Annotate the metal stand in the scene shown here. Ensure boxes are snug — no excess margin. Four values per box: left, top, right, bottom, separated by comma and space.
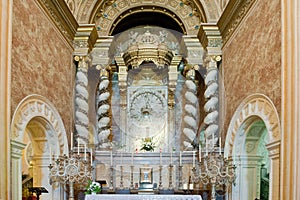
178, 165, 183, 190
119, 166, 124, 189
159, 165, 163, 189
168, 164, 173, 189
109, 165, 114, 190
130, 165, 134, 189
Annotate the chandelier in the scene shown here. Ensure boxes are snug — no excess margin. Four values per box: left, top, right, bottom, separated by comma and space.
48, 143, 93, 200
192, 140, 236, 200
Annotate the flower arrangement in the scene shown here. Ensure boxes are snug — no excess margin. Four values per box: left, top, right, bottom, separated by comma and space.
85, 180, 101, 194
140, 137, 155, 152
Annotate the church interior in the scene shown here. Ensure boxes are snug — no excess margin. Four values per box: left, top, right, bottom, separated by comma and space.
1, 0, 300, 199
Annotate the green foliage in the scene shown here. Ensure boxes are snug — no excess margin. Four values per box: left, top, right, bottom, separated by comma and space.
140, 137, 155, 152
85, 180, 101, 194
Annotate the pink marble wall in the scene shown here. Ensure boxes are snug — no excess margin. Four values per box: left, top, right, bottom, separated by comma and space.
11, 0, 74, 133
222, 0, 281, 129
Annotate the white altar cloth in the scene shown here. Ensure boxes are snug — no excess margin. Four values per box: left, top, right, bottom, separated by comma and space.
85, 194, 202, 200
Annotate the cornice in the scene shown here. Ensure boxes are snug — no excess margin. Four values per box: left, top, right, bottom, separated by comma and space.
198, 23, 222, 55
36, 0, 78, 46
217, 0, 256, 46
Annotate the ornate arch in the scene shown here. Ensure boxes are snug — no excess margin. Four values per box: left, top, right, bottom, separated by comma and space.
225, 93, 281, 157
225, 93, 281, 200
11, 94, 68, 154
90, 0, 206, 35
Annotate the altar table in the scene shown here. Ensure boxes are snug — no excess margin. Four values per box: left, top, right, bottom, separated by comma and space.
85, 194, 202, 200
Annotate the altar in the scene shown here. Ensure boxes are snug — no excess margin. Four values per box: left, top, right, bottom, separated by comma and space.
85, 194, 202, 200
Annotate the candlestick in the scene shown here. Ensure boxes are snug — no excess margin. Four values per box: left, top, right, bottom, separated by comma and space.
193, 151, 195, 168
179, 151, 182, 166
219, 137, 222, 155
70, 132, 73, 151
110, 151, 113, 166
84, 144, 86, 160
90, 149, 93, 166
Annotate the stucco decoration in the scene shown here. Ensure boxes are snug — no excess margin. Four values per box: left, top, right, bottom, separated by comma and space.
225, 93, 281, 158
64, 0, 226, 25
92, 0, 204, 35
11, 94, 68, 155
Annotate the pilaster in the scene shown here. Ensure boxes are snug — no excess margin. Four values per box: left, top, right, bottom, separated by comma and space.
266, 140, 280, 200
11, 140, 26, 200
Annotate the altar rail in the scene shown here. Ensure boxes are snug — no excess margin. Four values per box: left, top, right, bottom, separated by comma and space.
85, 194, 202, 200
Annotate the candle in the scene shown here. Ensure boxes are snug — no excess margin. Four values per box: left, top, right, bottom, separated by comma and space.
170, 149, 173, 164
121, 151, 123, 165
179, 151, 182, 166
192, 151, 195, 168
160, 151, 162, 165
78, 140, 80, 155
49, 147, 52, 163
90, 149, 93, 166
110, 151, 113, 166
70, 132, 73, 151
219, 137, 222, 155
199, 144, 201, 162
131, 152, 134, 165
84, 144, 86, 160
206, 139, 208, 156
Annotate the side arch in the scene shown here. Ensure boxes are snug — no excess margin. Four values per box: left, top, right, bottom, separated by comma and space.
225, 93, 281, 200
11, 94, 68, 154
10, 94, 68, 199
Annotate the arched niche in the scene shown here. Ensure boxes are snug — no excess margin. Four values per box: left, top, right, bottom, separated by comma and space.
225, 93, 281, 200
10, 94, 68, 199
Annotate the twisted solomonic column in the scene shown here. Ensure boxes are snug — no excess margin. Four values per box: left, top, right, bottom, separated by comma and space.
96, 65, 111, 149
74, 55, 91, 144
203, 55, 220, 149
182, 64, 200, 149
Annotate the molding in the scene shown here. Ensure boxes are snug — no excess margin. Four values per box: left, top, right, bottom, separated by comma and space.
10, 140, 26, 159
73, 24, 98, 55
90, 0, 205, 35
225, 93, 281, 157
10, 94, 68, 154
35, 0, 78, 46
217, 0, 257, 46
198, 23, 222, 56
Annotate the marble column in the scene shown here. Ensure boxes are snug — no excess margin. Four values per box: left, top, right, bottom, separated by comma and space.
73, 25, 97, 146
199, 23, 222, 150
